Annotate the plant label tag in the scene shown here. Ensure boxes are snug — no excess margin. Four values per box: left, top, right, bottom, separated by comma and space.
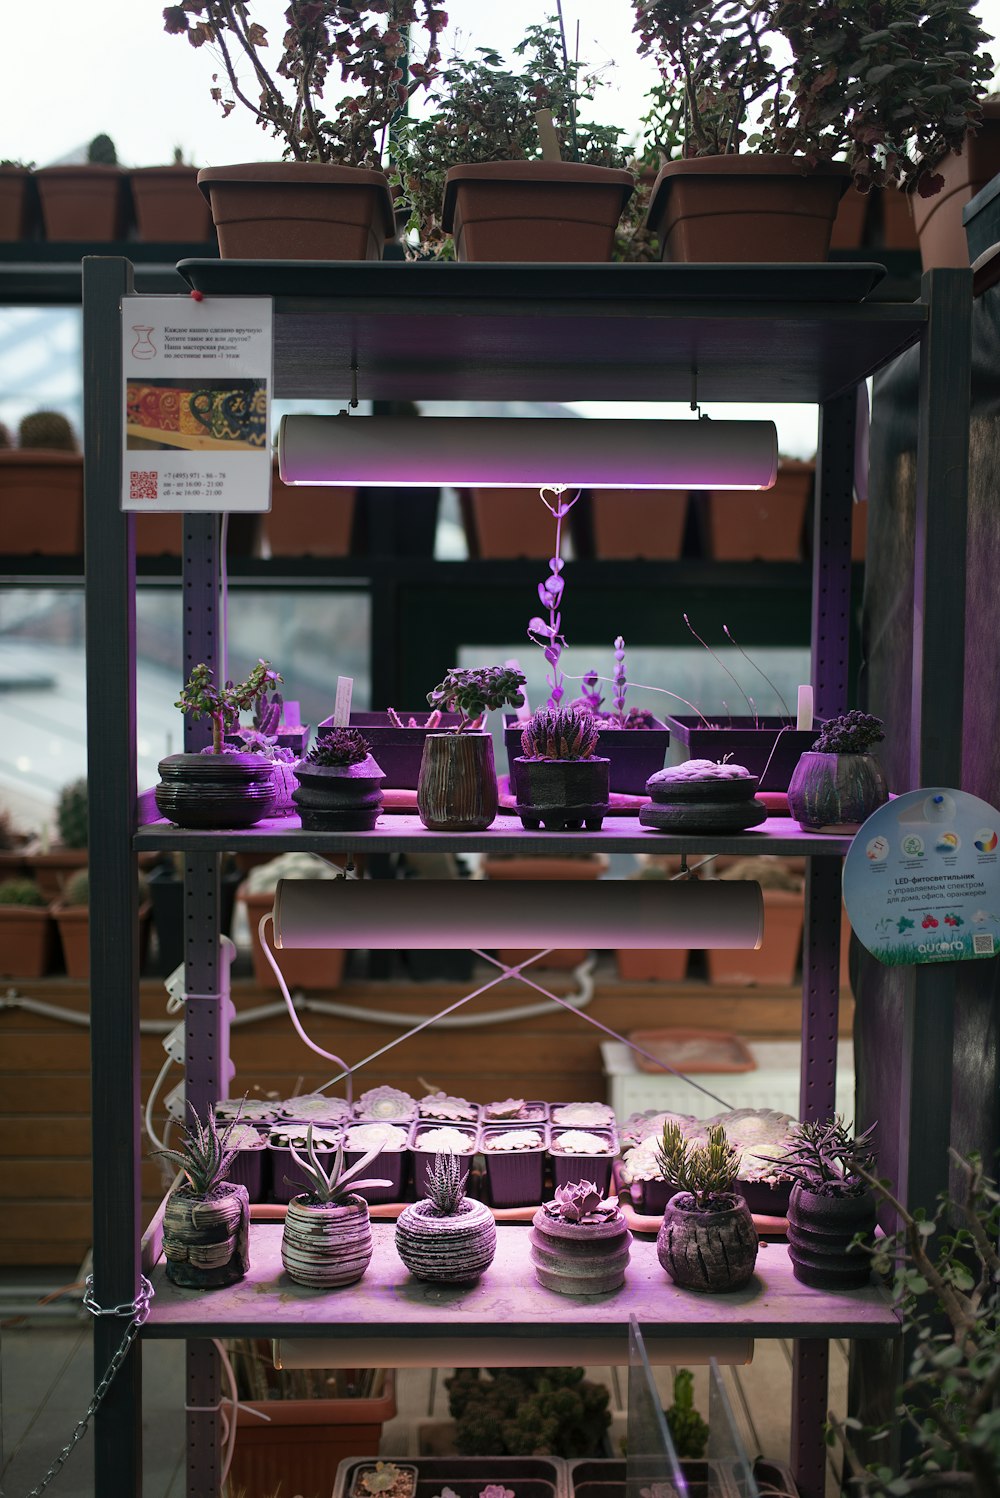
332, 677, 353, 726
120, 293, 273, 513
796, 685, 814, 731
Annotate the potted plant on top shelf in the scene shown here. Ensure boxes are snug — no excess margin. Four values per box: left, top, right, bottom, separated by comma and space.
417, 665, 526, 832
129, 145, 215, 243
35, 132, 125, 242
513, 707, 610, 831
391, 12, 634, 262
1, 410, 84, 557
633, 0, 994, 263
163, 0, 448, 260
786, 709, 889, 830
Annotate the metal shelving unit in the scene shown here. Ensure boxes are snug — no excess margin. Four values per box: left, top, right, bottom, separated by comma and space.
81, 255, 971, 1498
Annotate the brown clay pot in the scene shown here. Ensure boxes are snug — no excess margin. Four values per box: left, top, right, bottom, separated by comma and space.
417, 733, 498, 832
238, 884, 346, 993
443, 161, 634, 262
0, 905, 56, 979
461, 487, 563, 558
700, 459, 813, 561
911, 104, 1000, 269
589, 488, 688, 560
877, 185, 920, 250
615, 947, 688, 982
706, 887, 803, 987
485, 852, 607, 967
656, 1191, 758, 1292
53, 901, 152, 981
197, 162, 395, 260
35, 165, 125, 241
829, 185, 870, 249
647, 156, 849, 263
130, 165, 215, 242
0, 452, 84, 554
0, 166, 32, 241
267, 462, 355, 556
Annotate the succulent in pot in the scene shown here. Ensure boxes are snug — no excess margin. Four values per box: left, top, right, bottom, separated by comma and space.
355, 1085, 417, 1122
280, 1125, 393, 1289
292, 727, 385, 832
0, 877, 54, 981
779, 1116, 878, 1290
655, 1121, 758, 1293
786, 711, 889, 831
531, 1179, 632, 1295
396, 1152, 497, 1284
351, 1462, 419, 1498
417, 665, 526, 832
482, 1097, 547, 1124
514, 708, 610, 832
156, 1106, 250, 1289
418, 1090, 477, 1123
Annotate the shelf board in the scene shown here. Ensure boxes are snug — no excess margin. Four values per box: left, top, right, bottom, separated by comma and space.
172, 260, 925, 405
141, 1222, 898, 1355
134, 812, 854, 857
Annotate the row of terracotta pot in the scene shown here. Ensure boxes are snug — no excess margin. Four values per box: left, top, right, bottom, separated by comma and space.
0, 163, 214, 243
0, 897, 152, 981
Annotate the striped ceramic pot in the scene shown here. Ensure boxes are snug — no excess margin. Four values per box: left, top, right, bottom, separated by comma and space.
395, 1197, 497, 1284
417, 732, 498, 831
281, 1193, 374, 1288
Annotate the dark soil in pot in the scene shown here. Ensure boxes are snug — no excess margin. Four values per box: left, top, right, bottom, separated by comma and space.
154, 753, 276, 829
786, 1183, 876, 1289
514, 757, 610, 830
656, 1192, 758, 1292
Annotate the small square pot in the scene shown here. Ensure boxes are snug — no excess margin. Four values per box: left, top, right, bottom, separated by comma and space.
548, 1127, 618, 1194
480, 1126, 548, 1208
478, 1100, 549, 1126
549, 1102, 616, 1130
225, 1127, 270, 1203
342, 1122, 412, 1203
411, 1124, 479, 1199
268, 1126, 342, 1204
630, 1177, 677, 1215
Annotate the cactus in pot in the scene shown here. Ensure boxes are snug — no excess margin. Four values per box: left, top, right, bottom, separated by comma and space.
293, 727, 385, 831
515, 707, 610, 831
395, 1153, 497, 1284
281, 1125, 392, 1288
655, 1122, 758, 1293
156, 1107, 250, 1289
56, 777, 88, 849
787, 711, 889, 831
18, 410, 79, 452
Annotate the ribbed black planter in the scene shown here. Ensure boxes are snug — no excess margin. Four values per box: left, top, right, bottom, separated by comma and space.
786, 1183, 876, 1289
514, 757, 610, 831
656, 1192, 758, 1292
154, 753, 276, 829
640, 767, 767, 832
292, 754, 384, 831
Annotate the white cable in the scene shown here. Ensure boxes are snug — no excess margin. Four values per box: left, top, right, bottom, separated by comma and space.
144, 1052, 176, 1153
212, 1336, 239, 1486
258, 911, 355, 1102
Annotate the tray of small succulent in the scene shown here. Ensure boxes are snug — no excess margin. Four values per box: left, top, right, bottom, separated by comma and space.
342, 1119, 414, 1204
333, 1458, 565, 1498
418, 1090, 479, 1126
549, 1101, 616, 1131
275, 1091, 354, 1126
480, 1124, 550, 1208
479, 1097, 549, 1125
267, 1123, 342, 1204
548, 1126, 620, 1194
410, 1123, 480, 1198
354, 1084, 418, 1124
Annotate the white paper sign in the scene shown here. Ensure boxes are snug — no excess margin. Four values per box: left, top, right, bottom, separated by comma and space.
121, 294, 272, 513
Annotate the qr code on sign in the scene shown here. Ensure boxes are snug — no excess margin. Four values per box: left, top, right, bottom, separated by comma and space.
973, 933, 994, 955
129, 470, 157, 501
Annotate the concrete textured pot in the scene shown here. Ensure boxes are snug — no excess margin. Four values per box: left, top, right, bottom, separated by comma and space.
530, 1206, 632, 1295
396, 1196, 497, 1283
197, 162, 395, 260
787, 750, 889, 831
281, 1193, 375, 1288
656, 1192, 758, 1292
292, 753, 384, 831
505, 717, 669, 797
162, 1182, 250, 1289
443, 161, 634, 262
786, 1182, 876, 1289
418, 733, 497, 832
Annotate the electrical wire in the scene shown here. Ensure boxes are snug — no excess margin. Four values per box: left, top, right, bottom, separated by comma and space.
258, 911, 355, 1101
144, 1052, 175, 1154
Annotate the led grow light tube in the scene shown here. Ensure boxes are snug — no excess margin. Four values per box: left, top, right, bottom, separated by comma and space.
277, 415, 778, 490
272, 877, 763, 950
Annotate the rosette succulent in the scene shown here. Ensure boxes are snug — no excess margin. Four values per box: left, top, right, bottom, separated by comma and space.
419, 1091, 477, 1122
356, 1085, 416, 1120
306, 728, 371, 767
542, 1180, 620, 1224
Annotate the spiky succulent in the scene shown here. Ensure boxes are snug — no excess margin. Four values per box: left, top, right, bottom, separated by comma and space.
778, 1116, 878, 1199
155, 1106, 241, 1196
18, 410, 78, 452
56, 778, 88, 849
655, 1122, 740, 1211
520, 708, 600, 762
813, 711, 885, 756
0, 878, 46, 907
287, 1124, 392, 1206
542, 1180, 620, 1225
306, 728, 370, 768
425, 1153, 469, 1215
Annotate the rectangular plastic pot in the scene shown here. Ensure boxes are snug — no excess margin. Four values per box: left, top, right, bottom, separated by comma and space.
268, 1130, 342, 1205
589, 487, 688, 559
549, 1127, 618, 1193
411, 1123, 479, 1198
343, 1122, 413, 1203
504, 717, 669, 797
227, 1137, 269, 1203
267, 464, 355, 557
661, 716, 816, 793
480, 1125, 548, 1207
234, 1372, 397, 1498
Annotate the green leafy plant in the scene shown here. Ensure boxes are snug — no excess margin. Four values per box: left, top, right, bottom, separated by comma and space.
779, 1116, 878, 1198
56, 777, 88, 849
813, 711, 885, 755
519, 708, 601, 761
176, 659, 282, 754
286, 1124, 392, 1205
829, 1150, 1000, 1498
0, 878, 46, 908
665, 1369, 709, 1459
155, 1106, 241, 1196
446, 1366, 611, 1458
655, 1121, 740, 1210
305, 727, 371, 767
426, 666, 526, 732
19, 410, 78, 452
424, 1153, 468, 1215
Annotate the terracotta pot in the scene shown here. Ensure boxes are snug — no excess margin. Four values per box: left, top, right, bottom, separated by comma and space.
786, 1182, 876, 1289
705, 887, 803, 987
615, 947, 688, 982
787, 751, 889, 831
530, 1206, 632, 1295
162, 1182, 250, 1289
417, 733, 498, 832
877, 185, 919, 250
281, 1193, 375, 1287
229, 1373, 397, 1498
396, 1196, 497, 1283
514, 756, 610, 831
197, 162, 395, 260
238, 884, 346, 993
0, 904, 56, 979
656, 1191, 758, 1292
0, 166, 32, 241
0, 452, 84, 554
912, 104, 1000, 270
829, 185, 870, 249
443, 161, 634, 262
646, 157, 849, 263
130, 165, 215, 242
23, 846, 88, 901
267, 462, 355, 556
461, 486, 566, 558
589, 488, 688, 560
52, 900, 152, 982
35, 165, 125, 241
700, 460, 813, 561
154, 752, 277, 830
851, 500, 867, 562
292, 753, 384, 831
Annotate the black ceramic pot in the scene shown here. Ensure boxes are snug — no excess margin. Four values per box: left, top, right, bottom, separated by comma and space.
292, 753, 384, 831
786, 1182, 876, 1289
786, 752, 889, 831
656, 1192, 758, 1292
505, 715, 669, 796
154, 753, 276, 829
514, 756, 610, 831
417, 733, 497, 832
640, 768, 767, 833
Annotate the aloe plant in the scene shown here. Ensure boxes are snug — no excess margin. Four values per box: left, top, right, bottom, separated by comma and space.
156, 1106, 240, 1196
287, 1124, 392, 1205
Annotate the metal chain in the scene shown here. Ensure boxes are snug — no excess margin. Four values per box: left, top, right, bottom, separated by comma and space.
22, 1275, 153, 1498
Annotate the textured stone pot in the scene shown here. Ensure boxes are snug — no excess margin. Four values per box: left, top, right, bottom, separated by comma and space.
417, 733, 498, 832
640, 769, 767, 833
530, 1207, 632, 1295
155, 752, 276, 829
162, 1182, 250, 1289
197, 162, 395, 260
656, 1193, 758, 1293
646, 156, 849, 263
395, 1197, 497, 1284
786, 1183, 876, 1290
505, 717, 669, 797
514, 756, 610, 831
443, 161, 634, 262
281, 1193, 375, 1288
292, 754, 384, 831
787, 751, 889, 831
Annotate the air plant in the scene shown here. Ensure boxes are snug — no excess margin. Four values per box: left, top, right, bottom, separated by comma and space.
286, 1124, 392, 1205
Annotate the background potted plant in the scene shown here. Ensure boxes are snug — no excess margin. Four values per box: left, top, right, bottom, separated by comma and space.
156, 1106, 250, 1290
780, 1115, 877, 1289
0, 158, 34, 240
706, 855, 804, 986
445, 1367, 611, 1459
163, 0, 447, 259
281, 1125, 392, 1289
34, 132, 125, 242
155, 659, 280, 828
237, 851, 347, 993
396, 1151, 497, 1284
484, 850, 607, 971
293, 727, 384, 831
0, 878, 55, 980
787, 709, 889, 830
418, 665, 526, 831
699, 455, 813, 561
655, 1120, 758, 1292
24, 773, 89, 899
129, 145, 215, 243
530, 1179, 632, 1296
513, 708, 610, 831
52, 867, 152, 982
1, 410, 84, 557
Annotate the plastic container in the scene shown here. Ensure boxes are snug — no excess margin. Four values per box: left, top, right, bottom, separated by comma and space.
410, 1123, 479, 1199
225, 1125, 270, 1203
548, 1127, 619, 1194
268, 1125, 342, 1205
480, 1125, 548, 1207
342, 1121, 412, 1204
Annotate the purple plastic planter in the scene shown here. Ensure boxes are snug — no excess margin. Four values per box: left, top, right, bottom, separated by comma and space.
342, 1121, 413, 1204
548, 1127, 619, 1194
267, 1126, 342, 1205
480, 1124, 549, 1208
225, 1127, 269, 1203
661, 715, 816, 793
411, 1124, 479, 1198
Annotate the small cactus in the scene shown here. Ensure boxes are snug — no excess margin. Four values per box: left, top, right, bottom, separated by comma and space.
56, 777, 88, 848
87, 132, 118, 165
63, 868, 90, 907
0, 878, 46, 907
520, 708, 600, 762
306, 728, 370, 767
424, 1153, 468, 1215
664, 1369, 709, 1459
19, 410, 78, 453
